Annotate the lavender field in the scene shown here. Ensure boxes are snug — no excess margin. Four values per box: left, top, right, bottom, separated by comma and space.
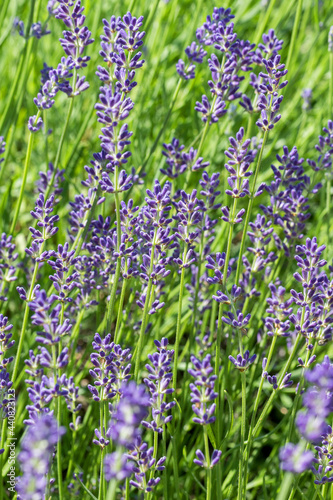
0, 0, 333, 498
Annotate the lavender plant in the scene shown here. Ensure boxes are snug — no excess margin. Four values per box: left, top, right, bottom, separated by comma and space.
0, 1, 333, 499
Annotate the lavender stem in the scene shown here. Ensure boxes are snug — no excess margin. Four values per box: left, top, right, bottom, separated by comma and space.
235, 130, 269, 285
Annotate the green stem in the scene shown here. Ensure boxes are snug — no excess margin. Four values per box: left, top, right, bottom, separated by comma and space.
243, 333, 278, 494
330, 49, 333, 118
68, 308, 85, 376
172, 425, 180, 499
214, 198, 238, 497
140, 78, 182, 174
287, 344, 315, 442
204, 426, 212, 500
11, 246, 44, 384
251, 331, 302, 439
235, 130, 269, 285
214, 302, 223, 498
9, 110, 41, 234
66, 417, 77, 480
254, 0, 278, 45
172, 243, 188, 391
238, 372, 246, 500
107, 170, 122, 334
107, 260, 121, 335
57, 397, 64, 500
134, 278, 153, 380
106, 480, 117, 500
98, 404, 105, 500
0, 0, 37, 135
114, 279, 127, 344
286, 0, 303, 71
162, 425, 168, 499
44, 95, 75, 201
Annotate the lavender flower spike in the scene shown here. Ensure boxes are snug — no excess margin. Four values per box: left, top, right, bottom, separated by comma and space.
229, 350, 257, 371
17, 414, 65, 499
279, 443, 314, 473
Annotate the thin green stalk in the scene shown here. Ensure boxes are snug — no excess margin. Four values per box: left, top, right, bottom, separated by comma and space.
330, 48, 333, 118
172, 243, 188, 391
0, 0, 10, 31
286, 0, 303, 71
134, 278, 153, 380
107, 260, 121, 335
277, 473, 295, 500
287, 344, 316, 442
235, 130, 269, 285
162, 425, 168, 499
66, 414, 77, 480
11, 245, 44, 384
114, 279, 127, 344
106, 480, 117, 500
243, 333, 278, 494
139, 78, 182, 174
254, 0, 278, 45
44, 95, 75, 201
9, 110, 41, 234
214, 302, 223, 499
57, 397, 64, 500
107, 167, 122, 334
327, 47, 333, 251
190, 231, 204, 337
214, 198, 238, 498
147, 431, 159, 500
98, 403, 105, 500
251, 331, 302, 439
203, 426, 212, 500
238, 371, 246, 500
171, 425, 180, 499
68, 308, 85, 374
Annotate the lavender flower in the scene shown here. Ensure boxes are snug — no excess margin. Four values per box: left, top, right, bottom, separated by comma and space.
0, 137, 5, 167
17, 414, 65, 499
223, 127, 256, 203
279, 443, 314, 473
229, 350, 256, 371
307, 120, 333, 173
127, 437, 166, 493
188, 354, 217, 425
0, 234, 18, 302
29, 0, 93, 130
109, 381, 150, 447
194, 449, 222, 469
142, 338, 175, 433
104, 451, 133, 481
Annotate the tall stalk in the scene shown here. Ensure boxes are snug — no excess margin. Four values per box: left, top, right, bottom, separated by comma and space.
238, 371, 246, 500
134, 277, 153, 380
213, 197, 238, 497
172, 243, 188, 391
235, 130, 269, 285
251, 331, 303, 439
9, 111, 40, 235
327, 38, 333, 251
286, 0, 303, 71
98, 398, 106, 500
134, 223, 158, 379
11, 243, 44, 384
139, 78, 182, 174
204, 426, 212, 500
243, 333, 278, 494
